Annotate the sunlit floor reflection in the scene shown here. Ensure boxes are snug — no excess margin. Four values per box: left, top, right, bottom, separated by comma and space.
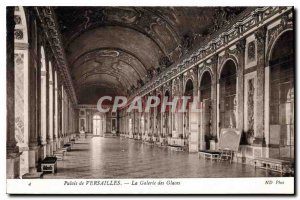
44, 137, 280, 179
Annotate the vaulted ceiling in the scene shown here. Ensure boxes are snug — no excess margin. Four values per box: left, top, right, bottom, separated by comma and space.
54, 7, 245, 104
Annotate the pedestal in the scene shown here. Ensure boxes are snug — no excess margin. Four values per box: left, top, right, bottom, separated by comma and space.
46, 140, 53, 156
253, 137, 266, 147
19, 147, 30, 177
210, 140, 216, 150
6, 152, 21, 179
40, 143, 47, 161
22, 145, 42, 178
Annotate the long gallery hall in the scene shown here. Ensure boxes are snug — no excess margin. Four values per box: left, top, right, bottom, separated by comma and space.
6, 6, 294, 179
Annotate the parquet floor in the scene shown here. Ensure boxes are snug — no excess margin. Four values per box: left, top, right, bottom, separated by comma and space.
44, 137, 279, 179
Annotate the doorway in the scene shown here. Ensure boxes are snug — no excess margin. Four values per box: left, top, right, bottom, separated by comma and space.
93, 114, 102, 136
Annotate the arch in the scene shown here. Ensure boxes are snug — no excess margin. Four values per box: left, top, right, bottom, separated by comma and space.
218, 57, 238, 80
184, 78, 194, 97
267, 28, 293, 63
219, 59, 237, 79
93, 113, 102, 119
200, 71, 212, 90
183, 78, 194, 139
269, 30, 293, 66
268, 30, 294, 160
200, 71, 212, 102
164, 90, 170, 98
199, 67, 214, 86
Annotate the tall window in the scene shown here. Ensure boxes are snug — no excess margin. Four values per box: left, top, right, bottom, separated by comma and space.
219, 60, 237, 129
269, 31, 294, 160
200, 71, 212, 149
184, 79, 194, 138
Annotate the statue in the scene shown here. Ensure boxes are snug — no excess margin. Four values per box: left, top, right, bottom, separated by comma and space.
79, 126, 85, 134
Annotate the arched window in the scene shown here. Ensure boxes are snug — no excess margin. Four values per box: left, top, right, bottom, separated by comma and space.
184, 79, 194, 97
269, 31, 294, 160
200, 71, 212, 149
219, 60, 237, 129
183, 79, 194, 138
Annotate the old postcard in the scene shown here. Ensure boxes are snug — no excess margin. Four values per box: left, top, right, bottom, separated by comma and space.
5, 4, 295, 195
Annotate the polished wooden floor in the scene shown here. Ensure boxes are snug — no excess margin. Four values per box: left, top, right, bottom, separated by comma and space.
44, 137, 279, 179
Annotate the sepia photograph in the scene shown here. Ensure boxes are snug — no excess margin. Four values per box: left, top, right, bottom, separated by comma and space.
4, 2, 295, 195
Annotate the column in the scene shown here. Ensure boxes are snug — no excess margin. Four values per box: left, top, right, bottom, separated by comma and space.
27, 13, 40, 176
235, 39, 246, 131
60, 86, 63, 143
254, 27, 267, 146
168, 91, 172, 138
158, 88, 163, 139
40, 68, 47, 159
48, 70, 54, 155
54, 71, 58, 150
189, 68, 199, 152
210, 56, 218, 149
58, 82, 62, 147
7, 6, 21, 179
178, 75, 184, 139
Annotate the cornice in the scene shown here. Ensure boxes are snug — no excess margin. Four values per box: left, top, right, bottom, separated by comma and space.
130, 6, 293, 100
35, 7, 78, 105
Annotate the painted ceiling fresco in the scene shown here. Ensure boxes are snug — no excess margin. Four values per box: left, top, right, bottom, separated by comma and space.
54, 7, 245, 104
